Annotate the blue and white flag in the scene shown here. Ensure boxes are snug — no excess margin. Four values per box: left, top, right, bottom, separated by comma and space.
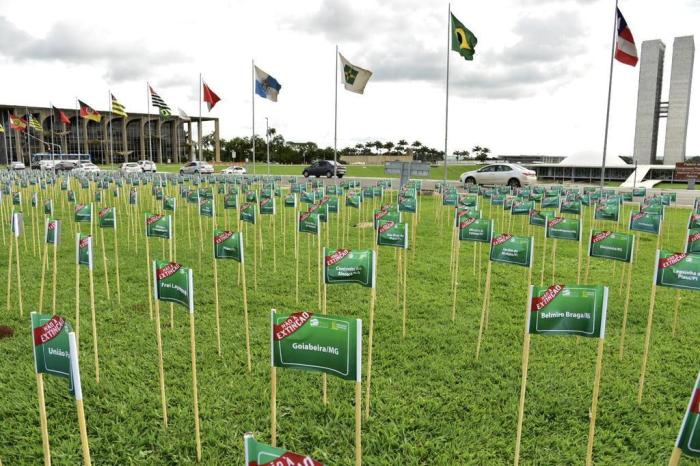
255, 65, 281, 102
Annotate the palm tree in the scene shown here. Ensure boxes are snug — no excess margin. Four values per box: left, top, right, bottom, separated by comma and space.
384, 141, 395, 154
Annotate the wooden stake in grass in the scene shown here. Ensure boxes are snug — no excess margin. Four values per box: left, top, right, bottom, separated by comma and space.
69, 332, 92, 466
638, 247, 662, 404
476, 261, 492, 360
76, 233, 100, 383
12, 212, 24, 317
35, 371, 51, 466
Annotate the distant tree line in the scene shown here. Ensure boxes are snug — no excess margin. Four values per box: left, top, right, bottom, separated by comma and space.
196, 131, 491, 165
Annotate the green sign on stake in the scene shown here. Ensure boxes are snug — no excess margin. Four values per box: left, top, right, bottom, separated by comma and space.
31, 313, 75, 395
324, 248, 376, 287
528, 284, 608, 338
459, 217, 493, 242
655, 250, 700, 291
244, 433, 323, 466
672, 371, 700, 459
489, 233, 534, 268
588, 230, 635, 263
377, 221, 409, 248
546, 217, 581, 241
153, 260, 194, 311
213, 230, 244, 262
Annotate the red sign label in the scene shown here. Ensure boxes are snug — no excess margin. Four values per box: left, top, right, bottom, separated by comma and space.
273, 312, 312, 341
691, 388, 700, 414
214, 231, 233, 244
99, 207, 110, 218
659, 253, 688, 269
325, 248, 349, 266
631, 212, 645, 222
689, 232, 700, 244
591, 231, 612, 243
33, 315, 65, 346
79, 236, 90, 248
147, 214, 163, 225
547, 217, 564, 228
253, 452, 323, 466
378, 221, 395, 234
459, 217, 477, 229
157, 262, 181, 280
374, 209, 388, 220
531, 284, 565, 311
75, 204, 85, 213
47, 221, 57, 231
492, 234, 512, 246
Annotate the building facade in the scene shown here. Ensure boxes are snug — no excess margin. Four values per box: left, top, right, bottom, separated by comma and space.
0, 104, 220, 165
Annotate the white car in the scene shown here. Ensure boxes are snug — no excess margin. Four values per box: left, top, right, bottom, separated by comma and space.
137, 160, 157, 173
9, 161, 25, 171
120, 162, 142, 174
72, 162, 100, 174
222, 165, 247, 175
459, 163, 537, 188
180, 161, 214, 175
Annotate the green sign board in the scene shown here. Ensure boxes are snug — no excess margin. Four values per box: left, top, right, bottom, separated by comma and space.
45, 219, 61, 245
458, 218, 493, 243
74, 204, 92, 223
271, 310, 361, 382
153, 261, 194, 311
260, 197, 275, 215
240, 202, 257, 224
546, 217, 581, 241
529, 209, 555, 227
673, 372, 700, 458
686, 229, 700, 254
298, 212, 321, 235
490, 234, 534, 268
145, 213, 172, 239
528, 284, 608, 338
98, 207, 116, 229
244, 434, 323, 466
588, 230, 635, 262
31, 313, 75, 395
655, 250, 700, 291
76, 233, 93, 269
213, 230, 244, 262
163, 196, 176, 211
377, 221, 408, 248
324, 248, 376, 288
630, 211, 662, 235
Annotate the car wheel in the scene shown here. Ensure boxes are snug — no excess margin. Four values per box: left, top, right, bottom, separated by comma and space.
465, 177, 476, 186
326, 171, 333, 178
179, 170, 184, 175
337, 174, 344, 179
303, 171, 309, 178
508, 178, 521, 188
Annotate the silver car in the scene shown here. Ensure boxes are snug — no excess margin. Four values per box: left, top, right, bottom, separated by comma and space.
459, 163, 537, 188
180, 161, 214, 175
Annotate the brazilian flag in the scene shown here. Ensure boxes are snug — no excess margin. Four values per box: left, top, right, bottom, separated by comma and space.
451, 13, 477, 60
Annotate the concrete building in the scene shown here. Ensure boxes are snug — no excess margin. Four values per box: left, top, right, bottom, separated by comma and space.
0, 104, 220, 165
633, 36, 694, 165
664, 36, 695, 164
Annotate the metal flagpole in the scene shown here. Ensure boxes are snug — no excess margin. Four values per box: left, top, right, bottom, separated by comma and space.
252, 59, 256, 175
266, 117, 270, 174
108, 91, 114, 165
147, 83, 153, 162
49, 102, 55, 170
443, 4, 451, 188
9, 111, 15, 162
198, 73, 203, 162
600, 0, 619, 189
3, 112, 8, 164
76, 99, 81, 157
25, 106, 31, 165
334, 44, 338, 179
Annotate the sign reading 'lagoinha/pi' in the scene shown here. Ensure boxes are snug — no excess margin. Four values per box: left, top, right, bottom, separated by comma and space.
654, 250, 700, 291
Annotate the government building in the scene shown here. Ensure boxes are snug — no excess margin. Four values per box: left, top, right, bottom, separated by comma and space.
0, 104, 221, 165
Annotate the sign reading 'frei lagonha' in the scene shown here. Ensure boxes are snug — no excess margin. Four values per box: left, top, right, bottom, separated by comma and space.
672, 372, 700, 459
458, 217, 493, 243
244, 433, 324, 466
213, 230, 244, 262
377, 220, 408, 248
153, 261, 194, 311
31, 313, 80, 397
489, 233, 534, 268
271, 310, 361, 382
324, 248, 376, 288
545, 217, 581, 241
588, 230, 635, 263
654, 250, 700, 291
528, 284, 608, 338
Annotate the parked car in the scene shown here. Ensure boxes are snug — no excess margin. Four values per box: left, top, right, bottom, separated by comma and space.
302, 160, 346, 178
180, 160, 214, 175
222, 165, 247, 175
55, 160, 79, 172
9, 161, 25, 171
120, 162, 142, 175
137, 160, 157, 173
72, 162, 100, 174
459, 163, 537, 188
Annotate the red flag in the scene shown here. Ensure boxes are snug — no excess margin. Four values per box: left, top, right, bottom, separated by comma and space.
614, 8, 638, 66
52, 106, 71, 125
203, 82, 221, 111
9, 114, 27, 132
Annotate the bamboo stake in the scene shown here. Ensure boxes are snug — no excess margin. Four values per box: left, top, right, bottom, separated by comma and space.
213, 257, 222, 357
88, 262, 99, 383
619, 261, 633, 360
364, 286, 376, 419
451, 240, 460, 322
671, 289, 681, 337
402, 248, 408, 339
476, 261, 492, 359
668, 447, 682, 466
241, 259, 252, 373
15, 232, 23, 317
638, 281, 657, 404
39, 239, 48, 311
153, 296, 168, 428
113, 228, 121, 305
99, 228, 110, 300
270, 366, 277, 447
585, 337, 605, 466
146, 236, 153, 320
189, 311, 202, 463
514, 315, 531, 466
355, 381, 362, 466
36, 373, 51, 466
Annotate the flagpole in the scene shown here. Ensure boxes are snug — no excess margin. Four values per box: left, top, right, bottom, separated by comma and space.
198, 73, 203, 162
600, 0, 619, 189
252, 59, 256, 175
147, 83, 153, 162
266, 117, 270, 175
8, 111, 14, 162
108, 91, 114, 166
3, 112, 8, 165
49, 102, 55, 162
76, 98, 81, 157
25, 106, 31, 165
334, 44, 339, 179
443, 4, 451, 189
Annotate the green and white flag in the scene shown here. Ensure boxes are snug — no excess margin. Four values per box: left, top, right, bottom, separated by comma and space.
346, 191, 362, 209
76, 233, 93, 269
240, 202, 257, 225
98, 207, 116, 229
540, 196, 560, 210
145, 213, 172, 239
374, 208, 401, 229
490, 233, 534, 268
529, 209, 555, 227
630, 211, 661, 235
244, 433, 324, 466
163, 196, 176, 211
673, 371, 700, 458
458, 217, 493, 243
450, 12, 477, 61
31, 313, 81, 397
74, 204, 92, 223
398, 195, 417, 213
546, 217, 581, 241
199, 198, 214, 217
528, 284, 608, 338
588, 230, 634, 262
12, 191, 21, 205
45, 218, 61, 245
377, 220, 409, 248
284, 193, 297, 208
213, 230, 244, 262
153, 260, 194, 311
260, 197, 275, 215
594, 203, 620, 222
512, 200, 535, 215
129, 189, 138, 205
298, 211, 321, 235
685, 229, 700, 254
339, 52, 372, 95
271, 310, 361, 382
560, 199, 582, 215
224, 193, 238, 210
655, 250, 700, 291
324, 248, 376, 288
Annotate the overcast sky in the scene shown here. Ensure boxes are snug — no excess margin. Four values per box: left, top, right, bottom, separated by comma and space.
0, 0, 697, 160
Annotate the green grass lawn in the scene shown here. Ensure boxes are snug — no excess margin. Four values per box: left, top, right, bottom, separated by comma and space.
100, 163, 480, 181
0, 187, 699, 464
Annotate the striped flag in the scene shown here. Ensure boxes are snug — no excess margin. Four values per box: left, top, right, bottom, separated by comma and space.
110, 94, 128, 118
614, 8, 638, 67
27, 114, 43, 132
149, 86, 172, 117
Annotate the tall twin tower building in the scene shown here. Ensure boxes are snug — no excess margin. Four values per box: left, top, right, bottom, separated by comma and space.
633, 36, 694, 165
